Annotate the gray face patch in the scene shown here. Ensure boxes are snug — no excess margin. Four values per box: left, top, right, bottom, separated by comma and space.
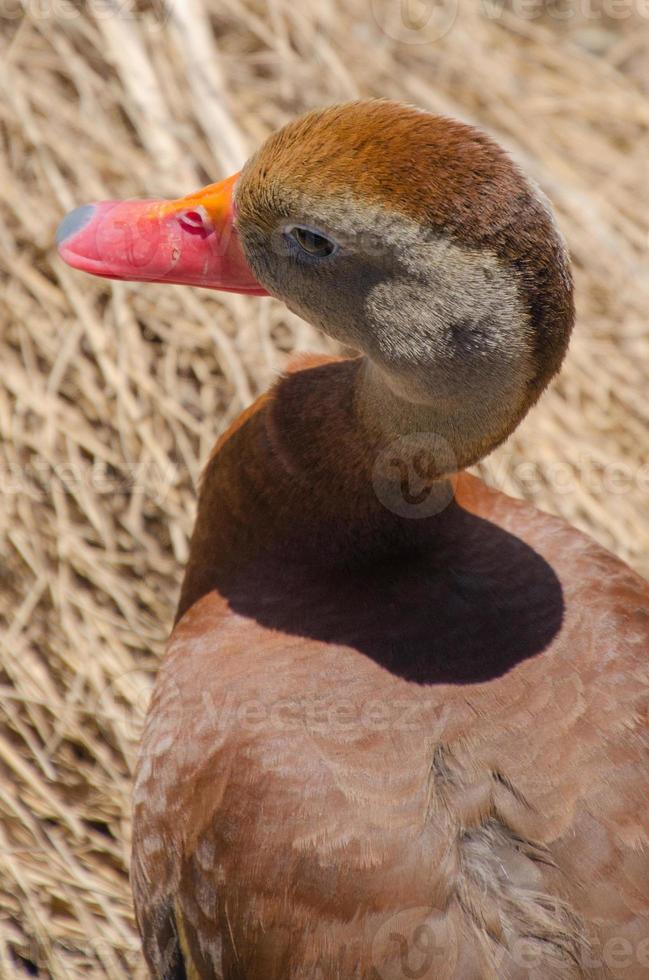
236, 185, 536, 470
363, 233, 531, 401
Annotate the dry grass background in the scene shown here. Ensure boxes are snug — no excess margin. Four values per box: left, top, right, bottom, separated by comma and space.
0, 0, 648, 975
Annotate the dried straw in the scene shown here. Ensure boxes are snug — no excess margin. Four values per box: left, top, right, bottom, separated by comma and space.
0, 0, 647, 975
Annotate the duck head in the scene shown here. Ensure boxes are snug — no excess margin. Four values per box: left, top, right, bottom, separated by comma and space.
57, 99, 574, 473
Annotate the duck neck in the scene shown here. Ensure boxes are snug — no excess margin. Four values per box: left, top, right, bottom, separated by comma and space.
176, 354, 459, 620
267, 354, 458, 509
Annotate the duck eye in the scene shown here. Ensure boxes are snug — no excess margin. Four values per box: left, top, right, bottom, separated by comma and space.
289, 226, 337, 258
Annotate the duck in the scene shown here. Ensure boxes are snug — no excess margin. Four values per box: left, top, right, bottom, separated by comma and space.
56, 100, 649, 980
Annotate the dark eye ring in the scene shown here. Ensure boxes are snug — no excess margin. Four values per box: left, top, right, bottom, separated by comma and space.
288, 225, 337, 258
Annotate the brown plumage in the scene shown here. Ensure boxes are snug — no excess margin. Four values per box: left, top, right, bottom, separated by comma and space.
56, 100, 649, 979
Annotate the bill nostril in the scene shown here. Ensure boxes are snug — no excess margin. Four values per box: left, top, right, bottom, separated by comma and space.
55, 203, 96, 246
